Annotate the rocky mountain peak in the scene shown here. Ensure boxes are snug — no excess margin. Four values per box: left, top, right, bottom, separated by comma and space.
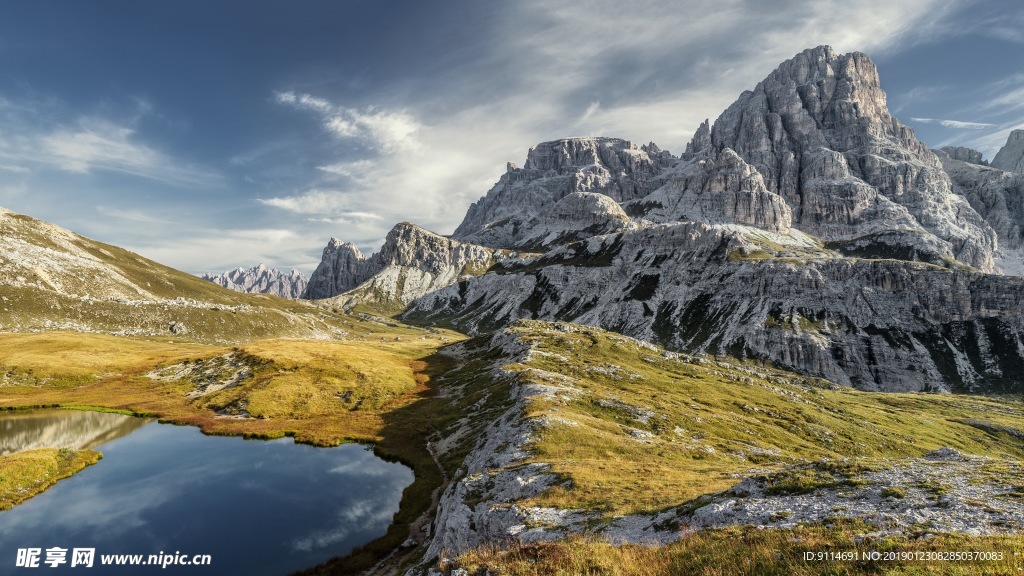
301, 239, 367, 299
303, 221, 502, 304
680, 45, 996, 272
992, 129, 1024, 174
522, 137, 647, 173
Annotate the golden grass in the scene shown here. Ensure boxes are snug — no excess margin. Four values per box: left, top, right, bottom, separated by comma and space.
0, 447, 101, 511
489, 322, 1024, 517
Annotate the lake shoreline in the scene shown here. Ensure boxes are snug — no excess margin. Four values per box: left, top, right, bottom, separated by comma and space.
0, 447, 102, 511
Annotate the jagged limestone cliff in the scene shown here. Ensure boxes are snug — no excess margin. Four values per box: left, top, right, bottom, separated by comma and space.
453, 138, 675, 248
305, 222, 508, 310
677, 46, 996, 272
992, 129, 1024, 174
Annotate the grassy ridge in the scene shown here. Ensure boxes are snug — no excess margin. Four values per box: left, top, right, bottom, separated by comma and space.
0, 447, 102, 511
484, 322, 1024, 517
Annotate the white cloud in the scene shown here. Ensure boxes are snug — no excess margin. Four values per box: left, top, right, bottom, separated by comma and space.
273, 90, 333, 114
983, 85, 1024, 112
911, 117, 996, 130
0, 113, 221, 189
258, 189, 383, 218
275, 91, 421, 152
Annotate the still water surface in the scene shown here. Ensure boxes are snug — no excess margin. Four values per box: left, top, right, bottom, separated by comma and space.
0, 409, 413, 575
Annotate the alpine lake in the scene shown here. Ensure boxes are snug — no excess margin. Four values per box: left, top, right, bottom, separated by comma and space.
0, 408, 414, 575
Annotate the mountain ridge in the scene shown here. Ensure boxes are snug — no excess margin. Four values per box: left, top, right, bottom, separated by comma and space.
202, 264, 308, 299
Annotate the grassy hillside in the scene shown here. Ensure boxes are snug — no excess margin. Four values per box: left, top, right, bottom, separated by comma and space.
474, 321, 1024, 516
0, 206, 353, 342
432, 321, 1024, 575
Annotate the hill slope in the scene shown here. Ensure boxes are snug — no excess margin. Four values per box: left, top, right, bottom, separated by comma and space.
0, 206, 344, 343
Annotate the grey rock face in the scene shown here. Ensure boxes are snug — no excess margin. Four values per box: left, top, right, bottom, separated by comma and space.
992, 129, 1024, 174
939, 154, 1024, 263
202, 264, 308, 299
407, 222, 1024, 393
516, 192, 637, 249
938, 146, 986, 165
301, 240, 369, 300
304, 222, 502, 307
634, 147, 793, 233
683, 45, 996, 272
453, 137, 675, 248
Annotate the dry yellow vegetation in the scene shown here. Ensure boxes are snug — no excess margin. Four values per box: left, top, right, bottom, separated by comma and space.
0, 447, 101, 511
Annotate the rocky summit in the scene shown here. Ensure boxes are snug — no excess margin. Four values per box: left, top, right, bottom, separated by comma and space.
306, 46, 1024, 395
303, 222, 508, 309
992, 129, 1024, 174
202, 264, 308, 299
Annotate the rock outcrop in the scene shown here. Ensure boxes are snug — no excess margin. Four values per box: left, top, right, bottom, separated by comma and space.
992, 129, 1024, 174
634, 147, 793, 233
202, 264, 307, 299
305, 222, 505, 308
515, 192, 637, 249
938, 146, 986, 165
939, 153, 1024, 273
301, 240, 370, 300
453, 138, 675, 248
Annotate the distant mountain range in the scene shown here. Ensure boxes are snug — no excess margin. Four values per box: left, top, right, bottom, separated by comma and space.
201, 264, 308, 299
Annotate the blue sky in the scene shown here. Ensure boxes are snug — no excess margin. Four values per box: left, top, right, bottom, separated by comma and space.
0, 0, 1022, 274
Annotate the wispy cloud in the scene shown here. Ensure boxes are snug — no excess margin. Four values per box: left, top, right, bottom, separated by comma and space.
911, 117, 996, 130
275, 91, 421, 153
96, 206, 171, 224
983, 85, 1024, 112
258, 189, 381, 218
0, 107, 221, 189
316, 159, 376, 182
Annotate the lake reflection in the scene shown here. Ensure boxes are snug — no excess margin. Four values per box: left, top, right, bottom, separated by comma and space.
0, 409, 150, 455
0, 410, 414, 575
